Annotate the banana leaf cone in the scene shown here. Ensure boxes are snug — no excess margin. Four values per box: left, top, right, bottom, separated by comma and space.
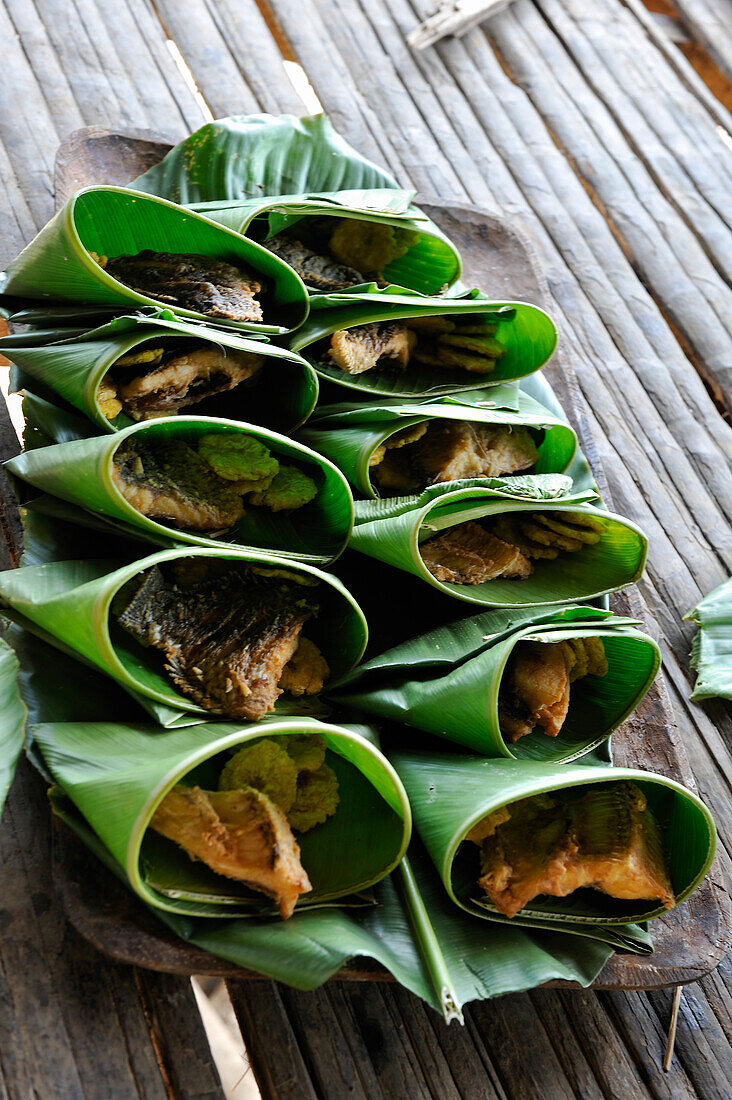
685, 576, 732, 701
0, 547, 367, 722
332, 605, 660, 762
0, 186, 310, 334
187, 188, 461, 296
289, 287, 557, 399
0, 313, 319, 433
391, 751, 716, 948
6, 415, 353, 565
349, 475, 648, 608
299, 386, 577, 499
32, 717, 410, 918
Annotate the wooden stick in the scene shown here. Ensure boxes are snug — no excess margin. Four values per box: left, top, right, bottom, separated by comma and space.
408, 0, 516, 50
663, 985, 683, 1071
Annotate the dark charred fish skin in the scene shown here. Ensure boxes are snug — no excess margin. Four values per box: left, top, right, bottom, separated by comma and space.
104, 251, 265, 322
115, 563, 318, 719
265, 234, 364, 291
112, 438, 245, 531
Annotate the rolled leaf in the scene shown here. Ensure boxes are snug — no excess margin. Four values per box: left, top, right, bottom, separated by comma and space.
289, 287, 557, 398
6, 415, 353, 565
130, 114, 399, 203
0, 547, 367, 721
33, 717, 410, 918
1, 313, 318, 433
188, 190, 461, 295
0, 187, 310, 334
300, 387, 577, 499
350, 476, 647, 608
392, 751, 716, 943
332, 605, 659, 762
686, 576, 732, 701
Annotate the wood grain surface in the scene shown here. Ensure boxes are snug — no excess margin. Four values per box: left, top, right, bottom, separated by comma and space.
1, 0, 731, 1096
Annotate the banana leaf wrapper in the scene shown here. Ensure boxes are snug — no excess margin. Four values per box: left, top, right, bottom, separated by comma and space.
6, 414, 353, 565
32, 717, 410, 918
0, 627, 613, 1012
289, 286, 557, 398
0, 547, 367, 725
187, 189, 461, 296
0, 312, 318, 433
349, 475, 647, 607
685, 576, 732, 701
392, 751, 715, 948
130, 114, 400, 203
0, 186, 310, 334
299, 386, 577, 499
332, 605, 660, 762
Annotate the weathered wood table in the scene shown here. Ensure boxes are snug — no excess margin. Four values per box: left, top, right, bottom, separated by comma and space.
1, 0, 732, 1096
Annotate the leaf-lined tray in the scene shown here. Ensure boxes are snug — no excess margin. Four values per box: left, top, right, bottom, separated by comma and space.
38, 129, 731, 988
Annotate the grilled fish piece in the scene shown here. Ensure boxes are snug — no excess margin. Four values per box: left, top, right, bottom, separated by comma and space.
421, 521, 533, 584
150, 784, 312, 918
498, 642, 571, 742
265, 234, 364, 291
115, 563, 318, 718
108, 345, 263, 422
415, 423, 539, 483
104, 251, 264, 322
473, 783, 675, 918
328, 322, 417, 375
112, 438, 245, 531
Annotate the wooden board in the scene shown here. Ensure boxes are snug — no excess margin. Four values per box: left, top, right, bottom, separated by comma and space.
27, 127, 727, 990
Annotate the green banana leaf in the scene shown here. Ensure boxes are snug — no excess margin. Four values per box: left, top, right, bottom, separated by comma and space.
0, 186, 310, 334
0, 547, 367, 724
519, 373, 598, 495
349, 476, 647, 607
187, 190, 461, 296
0, 638, 27, 818
130, 114, 399, 203
392, 750, 715, 947
6, 414, 353, 565
289, 286, 557, 397
299, 387, 577, 499
686, 576, 732, 701
332, 605, 660, 762
0, 312, 318, 433
33, 717, 411, 918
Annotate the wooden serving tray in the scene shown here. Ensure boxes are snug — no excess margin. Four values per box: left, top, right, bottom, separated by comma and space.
39, 128, 731, 989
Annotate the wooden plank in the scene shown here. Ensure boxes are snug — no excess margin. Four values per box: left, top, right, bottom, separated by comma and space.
227, 981, 319, 1100
673, 0, 732, 84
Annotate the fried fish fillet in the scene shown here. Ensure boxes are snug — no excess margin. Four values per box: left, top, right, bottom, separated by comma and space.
371, 421, 539, 494
420, 521, 533, 584
150, 784, 311, 918
498, 642, 571, 742
110, 345, 263, 422
265, 234, 364, 291
473, 783, 675, 918
112, 438, 245, 531
328, 322, 417, 375
115, 562, 318, 718
105, 251, 264, 322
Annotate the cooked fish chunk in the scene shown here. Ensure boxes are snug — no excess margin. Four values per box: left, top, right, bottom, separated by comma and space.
150, 784, 311, 918
112, 438, 245, 531
111, 345, 263, 422
115, 563, 318, 718
265, 233, 364, 291
279, 637, 330, 696
373, 422, 539, 494
328, 322, 417, 375
421, 521, 533, 584
473, 783, 675, 918
104, 251, 265, 322
498, 642, 571, 743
